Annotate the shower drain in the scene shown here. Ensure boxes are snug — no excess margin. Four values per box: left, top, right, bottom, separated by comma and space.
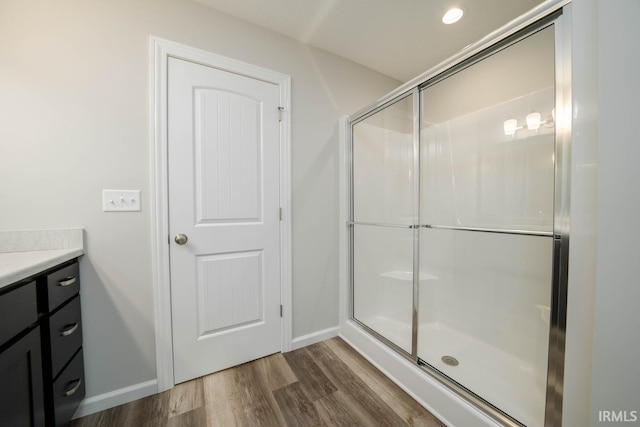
441, 355, 459, 366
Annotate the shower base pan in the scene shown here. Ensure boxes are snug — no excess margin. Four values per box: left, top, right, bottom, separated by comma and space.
359, 316, 546, 427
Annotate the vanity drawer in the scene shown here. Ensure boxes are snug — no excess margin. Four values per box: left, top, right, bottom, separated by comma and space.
0, 281, 37, 346
46, 262, 79, 311
49, 296, 82, 378
52, 349, 85, 427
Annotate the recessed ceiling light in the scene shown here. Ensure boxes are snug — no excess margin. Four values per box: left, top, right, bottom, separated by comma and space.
442, 7, 464, 25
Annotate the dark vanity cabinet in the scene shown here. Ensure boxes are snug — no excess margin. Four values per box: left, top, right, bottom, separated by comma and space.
41, 261, 85, 427
0, 281, 45, 427
0, 259, 85, 427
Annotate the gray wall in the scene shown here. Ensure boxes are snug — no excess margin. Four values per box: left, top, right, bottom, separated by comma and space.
0, 0, 399, 400
591, 0, 640, 424
564, 1, 640, 425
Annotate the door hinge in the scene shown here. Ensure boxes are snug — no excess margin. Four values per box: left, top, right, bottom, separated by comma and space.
280, 305, 283, 317
278, 106, 284, 122
279, 207, 283, 221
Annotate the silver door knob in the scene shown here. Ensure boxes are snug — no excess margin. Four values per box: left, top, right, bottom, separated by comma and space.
174, 234, 188, 245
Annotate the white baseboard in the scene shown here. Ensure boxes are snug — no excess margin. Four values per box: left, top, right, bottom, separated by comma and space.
73, 326, 338, 419
291, 326, 340, 350
72, 325, 334, 419
73, 379, 158, 419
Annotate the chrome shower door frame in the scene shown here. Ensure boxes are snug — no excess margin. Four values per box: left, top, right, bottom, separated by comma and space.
347, 89, 418, 359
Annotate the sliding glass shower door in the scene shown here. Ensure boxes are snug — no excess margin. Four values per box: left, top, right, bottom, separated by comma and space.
417, 26, 556, 427
352, 93, 415, 353
349, 19, 563, 427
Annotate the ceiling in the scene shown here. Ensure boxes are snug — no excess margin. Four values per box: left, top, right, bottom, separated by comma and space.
193, 0, 544, 82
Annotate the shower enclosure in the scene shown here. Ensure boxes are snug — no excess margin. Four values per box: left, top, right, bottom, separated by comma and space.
348, 9, 568, 427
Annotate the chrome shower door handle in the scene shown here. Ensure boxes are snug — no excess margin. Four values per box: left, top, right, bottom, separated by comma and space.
174, 234, 188, 245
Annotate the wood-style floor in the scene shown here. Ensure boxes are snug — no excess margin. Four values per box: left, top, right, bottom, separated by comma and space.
72, 337, 445, 427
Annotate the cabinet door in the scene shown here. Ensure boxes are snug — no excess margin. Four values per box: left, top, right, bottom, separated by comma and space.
0, 327, 45, 427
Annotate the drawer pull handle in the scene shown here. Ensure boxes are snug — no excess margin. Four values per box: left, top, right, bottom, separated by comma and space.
61, 323, 79, 337
64, 379, 82, 397
58, 277, 77, 287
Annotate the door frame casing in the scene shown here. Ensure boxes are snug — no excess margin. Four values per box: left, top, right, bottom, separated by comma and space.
150, 37, 292, 392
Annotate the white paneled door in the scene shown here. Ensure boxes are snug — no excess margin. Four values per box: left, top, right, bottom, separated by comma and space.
168, 57, 281, 384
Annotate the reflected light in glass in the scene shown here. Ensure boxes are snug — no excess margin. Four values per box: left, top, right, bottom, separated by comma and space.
526, 112, 541, 130
442, 7, 464, 24
503, 119, 518, 136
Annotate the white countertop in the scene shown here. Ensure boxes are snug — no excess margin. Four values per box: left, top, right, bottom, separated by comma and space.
0, 229, 84, 290
0, 249, 84, 289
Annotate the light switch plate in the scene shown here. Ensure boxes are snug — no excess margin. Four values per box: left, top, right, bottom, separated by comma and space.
103, 190, 141, 212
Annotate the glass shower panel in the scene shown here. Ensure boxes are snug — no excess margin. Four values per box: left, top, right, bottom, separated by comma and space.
353, 225, 413, 353
353, 95, 414, 225
420, 27, 556, 233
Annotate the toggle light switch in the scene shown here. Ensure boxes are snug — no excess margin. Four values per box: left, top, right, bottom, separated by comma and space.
103, 190, 141, 212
